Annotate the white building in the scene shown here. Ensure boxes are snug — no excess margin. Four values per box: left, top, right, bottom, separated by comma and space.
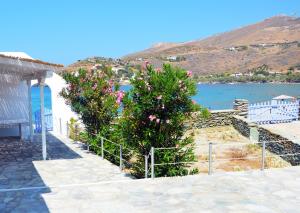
166, 56, 178, 62
0, 52, 76, 160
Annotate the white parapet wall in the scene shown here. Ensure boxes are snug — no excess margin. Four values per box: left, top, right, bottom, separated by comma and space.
32, 72, 79, 137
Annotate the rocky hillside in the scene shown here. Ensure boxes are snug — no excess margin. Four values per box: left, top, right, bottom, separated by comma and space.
123, 15, 300, 75
64, 57, 136, 84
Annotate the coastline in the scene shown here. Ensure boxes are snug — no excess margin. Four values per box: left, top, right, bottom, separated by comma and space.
197, 81, 300, 85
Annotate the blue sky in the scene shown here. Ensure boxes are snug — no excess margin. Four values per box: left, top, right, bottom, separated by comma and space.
1, 0, 299, 65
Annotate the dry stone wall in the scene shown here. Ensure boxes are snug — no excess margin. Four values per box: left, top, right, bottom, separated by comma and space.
187, 110, 238, 129
233, 99, 248, 118
231, 115, 300, 165
231, 115, 252, 138
258, 127, 300, 165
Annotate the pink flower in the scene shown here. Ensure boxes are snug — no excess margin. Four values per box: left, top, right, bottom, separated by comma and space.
157, 95, 162, 100
116, 91, 125, 104
187, 70, 192, 77
103, 86, 113, 94
149, 115, 156, 121
156, 68, 161, 73
143, 61, 150, 69
117, 91, 125, 98
156, 118, 160, 124
92, 84, 97, 90
192, 100, 196, 104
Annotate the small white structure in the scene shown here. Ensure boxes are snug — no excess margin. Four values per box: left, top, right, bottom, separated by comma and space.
166, 56, 178, 62
248, 96, 299, 124
0, 52, 63, 160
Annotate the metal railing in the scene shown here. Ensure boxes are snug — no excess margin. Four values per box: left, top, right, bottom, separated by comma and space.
82, 136, 300, 179
95, 137, 124, 170
90, 136, 148, 177
149, 140, 300, 179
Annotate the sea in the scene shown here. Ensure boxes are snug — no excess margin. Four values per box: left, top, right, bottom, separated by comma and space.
31, 83, 300, 113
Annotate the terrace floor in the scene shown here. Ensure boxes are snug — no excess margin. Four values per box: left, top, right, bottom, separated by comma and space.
1, 134, 300, 212
0, 134, 131, 212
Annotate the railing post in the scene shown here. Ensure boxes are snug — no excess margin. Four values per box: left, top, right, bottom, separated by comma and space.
120, 145, 123, 170
151, 147, 155, 179
66, 121, 69, 138
208, 142, 213, 175
59, 118, 62, 135
261, 141, 266, 171
75, 124, 78, 141
86, 132, 90, 152
101, 137, 104, 159
145, 154, 148, 179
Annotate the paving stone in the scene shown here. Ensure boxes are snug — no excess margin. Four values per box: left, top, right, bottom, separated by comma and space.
1, 134, 300, 212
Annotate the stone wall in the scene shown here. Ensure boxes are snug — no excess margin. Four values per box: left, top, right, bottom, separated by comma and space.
233, 99, 248, 117
258, 127, 300, 165
230, 115, 300, 165
187, 109, 238, 129
231, 115, 252, 138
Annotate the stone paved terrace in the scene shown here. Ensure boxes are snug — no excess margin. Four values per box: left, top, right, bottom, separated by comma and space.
1, 134, 300, 212
0, 134, 132, 212
1, 166, 300, 212
262, 121, 300, 145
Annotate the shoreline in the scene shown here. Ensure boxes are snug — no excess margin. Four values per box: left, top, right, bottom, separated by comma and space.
197, 81, 300, 85
120, 81, 300, 86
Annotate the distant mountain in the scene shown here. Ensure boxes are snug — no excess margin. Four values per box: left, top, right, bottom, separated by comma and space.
123, 15, 300, 75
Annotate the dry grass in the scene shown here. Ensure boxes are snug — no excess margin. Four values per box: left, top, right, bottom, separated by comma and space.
228, 148, 248, 159
187, 126, 291, 173
185, 126, 249, 144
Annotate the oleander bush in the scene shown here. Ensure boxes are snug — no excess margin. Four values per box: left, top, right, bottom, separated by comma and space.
60, 67, 130, 164
120, 63, 209, 177
61, 64, 209, 177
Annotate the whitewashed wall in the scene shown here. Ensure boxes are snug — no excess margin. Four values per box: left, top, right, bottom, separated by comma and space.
32, 73, 79, 137
0, 75, 29, 138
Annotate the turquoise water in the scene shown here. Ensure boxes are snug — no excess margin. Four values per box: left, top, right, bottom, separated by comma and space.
193, 83, 300, 110
120, 83, 300, 110
31, 86, 52, 114
31, 83, 300, 113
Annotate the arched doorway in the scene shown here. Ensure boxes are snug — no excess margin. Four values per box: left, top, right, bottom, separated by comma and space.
31, 84, 53, 133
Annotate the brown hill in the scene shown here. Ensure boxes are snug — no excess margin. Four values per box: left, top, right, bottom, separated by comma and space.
123, 15, 300, 75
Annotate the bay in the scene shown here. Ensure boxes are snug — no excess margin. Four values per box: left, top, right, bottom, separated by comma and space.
31, 83, 300, 113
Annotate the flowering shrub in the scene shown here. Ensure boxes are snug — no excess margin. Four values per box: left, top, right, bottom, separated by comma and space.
60, 67, 128, 164
121, 63, 209, 177
60, 67, 123, 136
